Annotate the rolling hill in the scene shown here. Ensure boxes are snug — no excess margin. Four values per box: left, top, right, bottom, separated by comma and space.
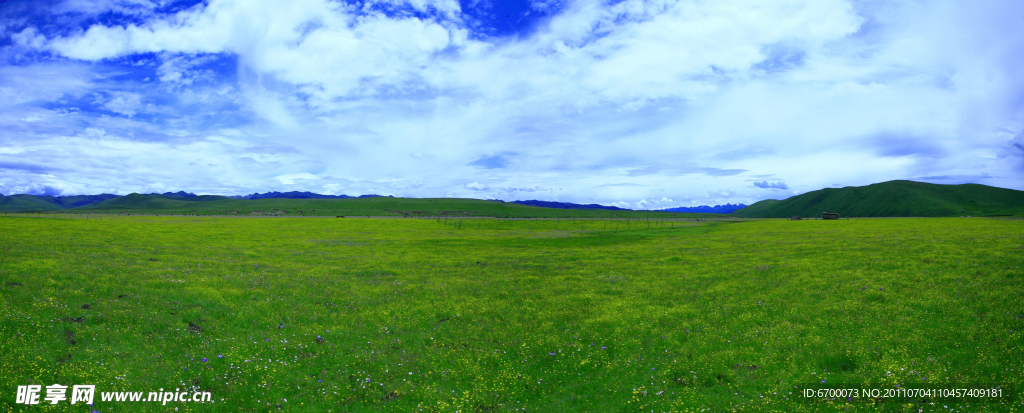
0, 194, 65, 211
732, 180, 1024, 218
7, 180, 1022, 218
0, 193, 120, 212
1, 193, 720, 218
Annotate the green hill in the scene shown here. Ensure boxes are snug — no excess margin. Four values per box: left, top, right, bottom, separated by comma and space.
732, 180, 1024, 218
0, 194, 65, 212
85, 193, 232, 210
0, 193, 120, 212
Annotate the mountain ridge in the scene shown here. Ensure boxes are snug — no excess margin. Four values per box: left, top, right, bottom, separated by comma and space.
511, 200, 629, 211
4, 180, 1022, 216
660, 203, 747, 214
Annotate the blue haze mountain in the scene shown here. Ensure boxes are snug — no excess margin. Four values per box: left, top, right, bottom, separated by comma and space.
659, 204, 747, 214
511, 200, 629, 211
228, 191, 395, 200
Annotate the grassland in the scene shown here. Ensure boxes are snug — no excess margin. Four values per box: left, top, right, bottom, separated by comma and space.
733, 180, 1024, 218
1, 215, 1022, 412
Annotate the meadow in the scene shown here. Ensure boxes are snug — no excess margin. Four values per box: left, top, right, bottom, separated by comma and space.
1, 215, 1021, 412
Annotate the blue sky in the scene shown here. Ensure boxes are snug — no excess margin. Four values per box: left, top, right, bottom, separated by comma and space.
1, 0, 1023, 208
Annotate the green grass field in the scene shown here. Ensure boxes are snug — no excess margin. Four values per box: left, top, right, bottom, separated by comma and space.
1, 216, 1022, 412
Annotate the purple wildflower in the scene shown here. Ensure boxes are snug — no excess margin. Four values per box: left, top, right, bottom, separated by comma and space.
202, 357, 208, 362
549, 352, 556, 356
217, 354, 223, 358
365, 378, 371, 382
601, 346, 606, 349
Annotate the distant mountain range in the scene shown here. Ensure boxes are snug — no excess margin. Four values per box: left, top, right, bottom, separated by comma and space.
158, 191, 198, 198
511, 200, 629, 211
659, 203, 747, 214
512, 200, 747, 213
227, 191, 392, 200
732, 180, 1024, 217
0, 191, 394, 211
0, 191, 729, 213
4, 181, 1022, 216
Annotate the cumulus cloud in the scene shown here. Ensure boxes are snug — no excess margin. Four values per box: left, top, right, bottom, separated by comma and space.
11, 27, 46, 49
1, 0, 1023, 205
634, 197, 678, 211
3, 183, 65, 196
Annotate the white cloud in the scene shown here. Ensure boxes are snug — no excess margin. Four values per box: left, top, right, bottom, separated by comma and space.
2, 0, 1023, 204
11, 27, 46, 49
634, 197, 676, 210
753, 180, 788, 190
103, 91, 144, 117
